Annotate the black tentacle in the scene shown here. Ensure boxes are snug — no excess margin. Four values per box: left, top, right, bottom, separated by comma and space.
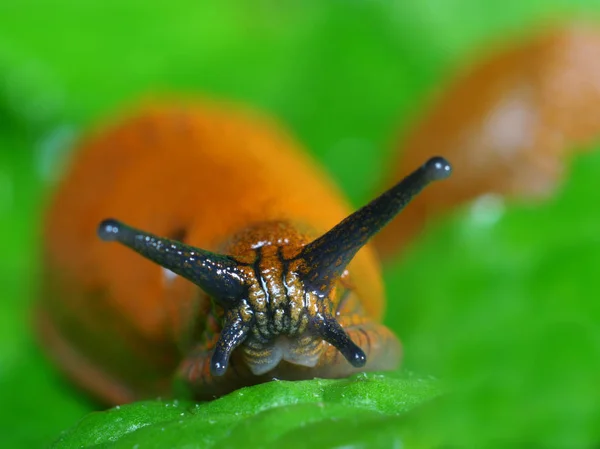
300, 156, 451, 294
210, 314, 252, 376
313, 314, 366, 367
98, 219, 247, 306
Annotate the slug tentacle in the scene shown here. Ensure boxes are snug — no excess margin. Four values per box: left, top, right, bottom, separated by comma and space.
298, 156, 452, 294
97, 219, 248, 307
312, 314, 367, 367
210, 313, 252, 376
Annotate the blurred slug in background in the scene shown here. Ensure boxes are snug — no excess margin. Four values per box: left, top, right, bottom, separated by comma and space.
374, 22, 600, 259
36, 21, 600, 405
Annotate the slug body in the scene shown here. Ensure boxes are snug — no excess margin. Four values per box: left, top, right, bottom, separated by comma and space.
375, 24, 600, 259
38, 101, 450, 404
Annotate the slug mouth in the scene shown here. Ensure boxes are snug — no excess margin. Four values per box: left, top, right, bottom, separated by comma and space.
242, 333, 323, 376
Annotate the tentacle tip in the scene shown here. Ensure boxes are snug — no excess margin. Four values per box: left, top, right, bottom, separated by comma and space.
210, 360, 228, 377
97, 218, 122, 241
424, 156, 452, 181
348, 348, 367, 368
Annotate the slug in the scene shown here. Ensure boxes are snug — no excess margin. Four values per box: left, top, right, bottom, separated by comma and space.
375, 23, 600, 259
36, 101, 451, 404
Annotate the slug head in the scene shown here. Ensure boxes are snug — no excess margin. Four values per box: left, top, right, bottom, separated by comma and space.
98, 156, 452, 377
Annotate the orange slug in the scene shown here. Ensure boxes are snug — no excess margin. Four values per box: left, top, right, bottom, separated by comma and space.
374, 23, 600, 259
36, 101, 451, 404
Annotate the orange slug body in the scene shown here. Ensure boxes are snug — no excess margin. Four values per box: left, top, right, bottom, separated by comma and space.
38, 101, 417, 404
375, 23, 600, 259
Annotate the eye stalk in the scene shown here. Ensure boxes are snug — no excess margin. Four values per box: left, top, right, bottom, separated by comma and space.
97, 219, 248, 307
298, 156, 452, 295
423, 156, 453, 181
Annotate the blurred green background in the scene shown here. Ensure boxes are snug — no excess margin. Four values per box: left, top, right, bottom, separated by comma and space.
2, 1, 600, 448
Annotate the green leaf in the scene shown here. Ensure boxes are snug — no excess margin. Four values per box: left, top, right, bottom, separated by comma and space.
52, 374, 440, 449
